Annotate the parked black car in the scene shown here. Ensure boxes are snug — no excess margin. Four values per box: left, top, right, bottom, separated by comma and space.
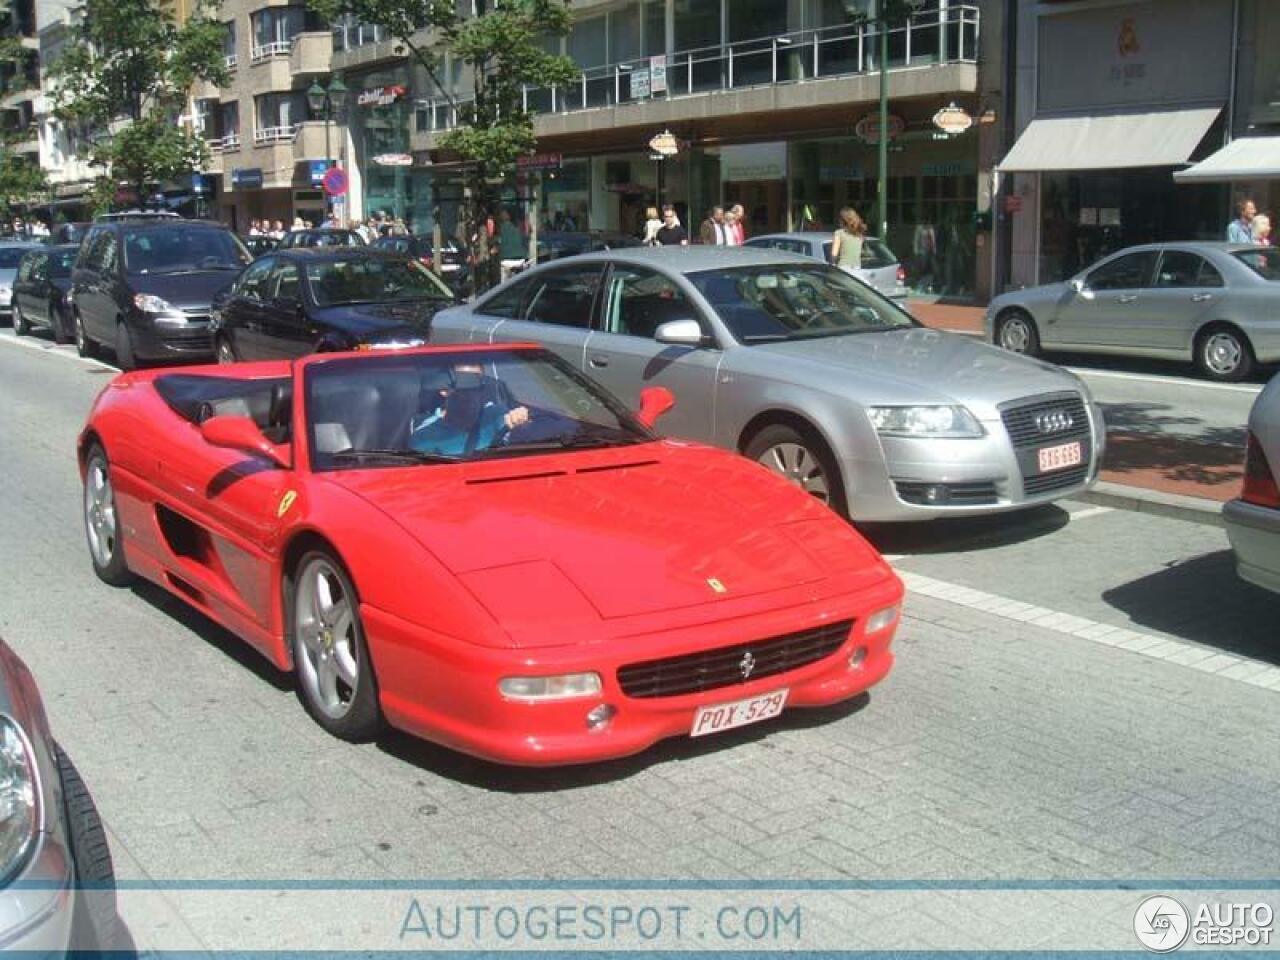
277, 228, 365, 249
242, 234, 280, 259
372, 233, 472, 296
210, 248, 457, 361
12, 244, 79, 342
71, 218, 251, 369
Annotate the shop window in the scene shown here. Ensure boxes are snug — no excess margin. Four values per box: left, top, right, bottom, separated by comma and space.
728, 0, 788, 44
643, 0, 666, 56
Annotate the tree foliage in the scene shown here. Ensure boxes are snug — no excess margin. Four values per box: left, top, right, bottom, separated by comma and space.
0, 35, 45, 215
307, 0, 578, 289
48, 0, 229, 206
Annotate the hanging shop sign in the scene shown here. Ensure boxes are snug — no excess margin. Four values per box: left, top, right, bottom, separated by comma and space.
932, 103, 974, 135
373, 153, 414, 166
308, 159, 332, 185
231, 167, 263, 189
648, 129, 680, 158
630, 67, 651, 99
854, 113, 905, 144
649, 55, 667, 94
357, 84, 407, 108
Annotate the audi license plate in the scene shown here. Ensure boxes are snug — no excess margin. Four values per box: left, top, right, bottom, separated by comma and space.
691, 689, 788, 737
1037, 441, 1083, 473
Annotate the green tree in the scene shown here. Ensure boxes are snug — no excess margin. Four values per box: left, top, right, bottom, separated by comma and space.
0, 37, 46, 218
48, 0, 229, 209
306, 0, 578, 290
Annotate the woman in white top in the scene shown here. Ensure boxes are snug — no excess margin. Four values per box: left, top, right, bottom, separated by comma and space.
723, 210, 742, 246
830, 207, 866, 273
641, 206, 663, 246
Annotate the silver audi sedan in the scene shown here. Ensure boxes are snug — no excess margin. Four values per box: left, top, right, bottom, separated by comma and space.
429, 247, 1104, 522
986, 243, 1280, 382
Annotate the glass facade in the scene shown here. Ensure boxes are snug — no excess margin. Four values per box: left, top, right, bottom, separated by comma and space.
349, 65, 415, 223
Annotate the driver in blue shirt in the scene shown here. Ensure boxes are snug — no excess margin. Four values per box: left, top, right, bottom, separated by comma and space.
409, 362, 530, 456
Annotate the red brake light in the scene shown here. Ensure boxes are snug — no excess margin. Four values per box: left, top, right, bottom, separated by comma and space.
419, 255, 433, 267
896, 265, 906, 283
1242, 432, 1280, 508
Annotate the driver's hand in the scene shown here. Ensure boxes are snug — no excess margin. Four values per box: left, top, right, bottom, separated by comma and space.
504, 406, 531, 430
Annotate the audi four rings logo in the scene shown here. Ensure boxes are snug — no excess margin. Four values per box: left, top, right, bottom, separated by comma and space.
739, 651, 756, 679
1035, 409, 1074, 434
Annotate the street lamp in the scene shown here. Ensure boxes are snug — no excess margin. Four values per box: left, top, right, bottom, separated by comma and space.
307, 75, 348, 216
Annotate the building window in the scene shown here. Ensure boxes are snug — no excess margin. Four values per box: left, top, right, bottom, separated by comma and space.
255, 92, 305, 142
251, 6, 307, 59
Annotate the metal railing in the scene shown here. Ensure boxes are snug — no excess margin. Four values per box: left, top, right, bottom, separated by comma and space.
418, 5, 979, 133
250, 40, 293, 63
253, 125, 296, 145
209, 134, 241, 153
224, 53, 238, 69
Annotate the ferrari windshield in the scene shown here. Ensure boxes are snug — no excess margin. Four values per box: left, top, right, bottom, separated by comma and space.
688, 264, 915, 343
305, 257, 453, 306
306, 349, 654, 470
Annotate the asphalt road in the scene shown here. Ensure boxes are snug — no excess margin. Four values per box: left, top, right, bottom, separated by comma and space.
2, 331, 1279, 949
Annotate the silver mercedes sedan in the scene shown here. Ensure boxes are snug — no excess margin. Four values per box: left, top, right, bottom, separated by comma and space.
429, 247, 1105, 522
985, 243, 1280, 382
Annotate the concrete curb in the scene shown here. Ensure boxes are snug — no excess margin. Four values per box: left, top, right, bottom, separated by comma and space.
1080, 480, 1225, 528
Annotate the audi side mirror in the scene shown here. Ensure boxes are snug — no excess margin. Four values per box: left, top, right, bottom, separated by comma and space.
654, 319, 705, 346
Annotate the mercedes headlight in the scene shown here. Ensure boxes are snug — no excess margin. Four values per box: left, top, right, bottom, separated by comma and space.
868, 405, 984, 438
133, 293, 177, 314
0, 715, 40, 881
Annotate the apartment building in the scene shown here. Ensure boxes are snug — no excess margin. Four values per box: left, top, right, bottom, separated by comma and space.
196, 0, 343, 230
1, 0, 40, 180
335, 0, 1004, 300
32, 0, 96, 219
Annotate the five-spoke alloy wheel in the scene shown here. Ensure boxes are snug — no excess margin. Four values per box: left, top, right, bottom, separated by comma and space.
83, 445, 132, 586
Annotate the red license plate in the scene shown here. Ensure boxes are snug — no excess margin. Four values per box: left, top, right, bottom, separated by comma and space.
1037, 441, 1083, 473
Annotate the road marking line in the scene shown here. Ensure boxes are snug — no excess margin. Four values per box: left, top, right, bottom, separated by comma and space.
901, 570, 1280, 695
0, 330, 119, 373
1069, 367, 1263, 394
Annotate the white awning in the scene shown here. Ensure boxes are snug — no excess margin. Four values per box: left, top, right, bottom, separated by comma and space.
1173, 137, 1280, 182
998, 107, 1222, 173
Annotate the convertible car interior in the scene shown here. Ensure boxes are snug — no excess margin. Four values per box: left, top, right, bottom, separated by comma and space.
154, 374, 293, 443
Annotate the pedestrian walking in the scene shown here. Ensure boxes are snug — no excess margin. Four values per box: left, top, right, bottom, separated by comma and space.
830, 207, 866, 272
655, 205, 688, 246
1227, 198, 1257, 244
699, 206, 727, 245
729, 203, 747, 244
1253, 213, 1272, 246
641, 206, 663, 246
723, 209, 743, 246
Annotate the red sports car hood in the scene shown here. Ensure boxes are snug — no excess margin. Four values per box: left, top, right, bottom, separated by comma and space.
326, 442, 873, 629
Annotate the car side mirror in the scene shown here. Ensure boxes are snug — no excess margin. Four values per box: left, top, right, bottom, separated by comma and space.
636, 386, 676, 429
199, 415, 290, 468
654, 318, 705, 346
1069, 277, 1086, 293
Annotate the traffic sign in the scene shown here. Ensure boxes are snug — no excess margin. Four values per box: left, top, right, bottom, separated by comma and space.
322, 166, 348, 197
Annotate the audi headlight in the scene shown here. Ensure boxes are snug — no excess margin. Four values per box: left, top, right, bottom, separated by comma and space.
0, 715, 40, 882
133, 293, 177, 314
499, 673, 602, 702
868, 405, 984, 438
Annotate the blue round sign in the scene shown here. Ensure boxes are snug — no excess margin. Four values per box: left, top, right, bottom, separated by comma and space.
322, 167, 348, 197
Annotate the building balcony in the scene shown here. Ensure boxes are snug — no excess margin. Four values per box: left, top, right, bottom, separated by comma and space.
291, 119, 339, 161
254, 124, 296, 146
209, 133, 242, 153
414, 4, 980, 145
250, 40, 292, 64
222, 141, 295, 191
247, 52, 293, 93
289, 31, 331, 76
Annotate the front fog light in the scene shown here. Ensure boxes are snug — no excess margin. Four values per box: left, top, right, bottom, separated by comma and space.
586, 704, 616, 730
499, 672, 603, 702
848, 646, 867, 669
865, 605, 899, 635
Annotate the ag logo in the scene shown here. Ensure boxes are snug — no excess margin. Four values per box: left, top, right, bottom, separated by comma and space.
1134, 896, 1190, 952
277, 490, 298, 518
1118, 17, 1140, 57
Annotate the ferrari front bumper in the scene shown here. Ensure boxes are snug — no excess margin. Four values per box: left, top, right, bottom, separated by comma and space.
364, 572, 903, 766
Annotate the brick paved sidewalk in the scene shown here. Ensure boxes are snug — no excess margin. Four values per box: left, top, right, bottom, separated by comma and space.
906, 299, 1245, 506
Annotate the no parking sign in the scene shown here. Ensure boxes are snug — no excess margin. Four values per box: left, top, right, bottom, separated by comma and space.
322, 166, 348, 197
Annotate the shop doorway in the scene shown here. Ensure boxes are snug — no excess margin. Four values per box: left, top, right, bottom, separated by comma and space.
722, 181, 785, 237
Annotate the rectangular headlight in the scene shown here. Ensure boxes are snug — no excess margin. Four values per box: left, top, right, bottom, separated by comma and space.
499, 673, 602, 702
868, 405, 984, 438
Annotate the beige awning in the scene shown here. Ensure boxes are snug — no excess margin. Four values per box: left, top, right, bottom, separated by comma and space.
998, 107, 1222, 173
1174, 137, 1280, 182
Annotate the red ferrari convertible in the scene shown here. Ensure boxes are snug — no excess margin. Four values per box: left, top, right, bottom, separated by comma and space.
78, 344, 903, 765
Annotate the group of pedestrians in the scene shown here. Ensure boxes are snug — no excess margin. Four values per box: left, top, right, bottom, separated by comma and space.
1227, 198, 1273, 246
7, 217, 49, 239
641, 203, 750, 247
